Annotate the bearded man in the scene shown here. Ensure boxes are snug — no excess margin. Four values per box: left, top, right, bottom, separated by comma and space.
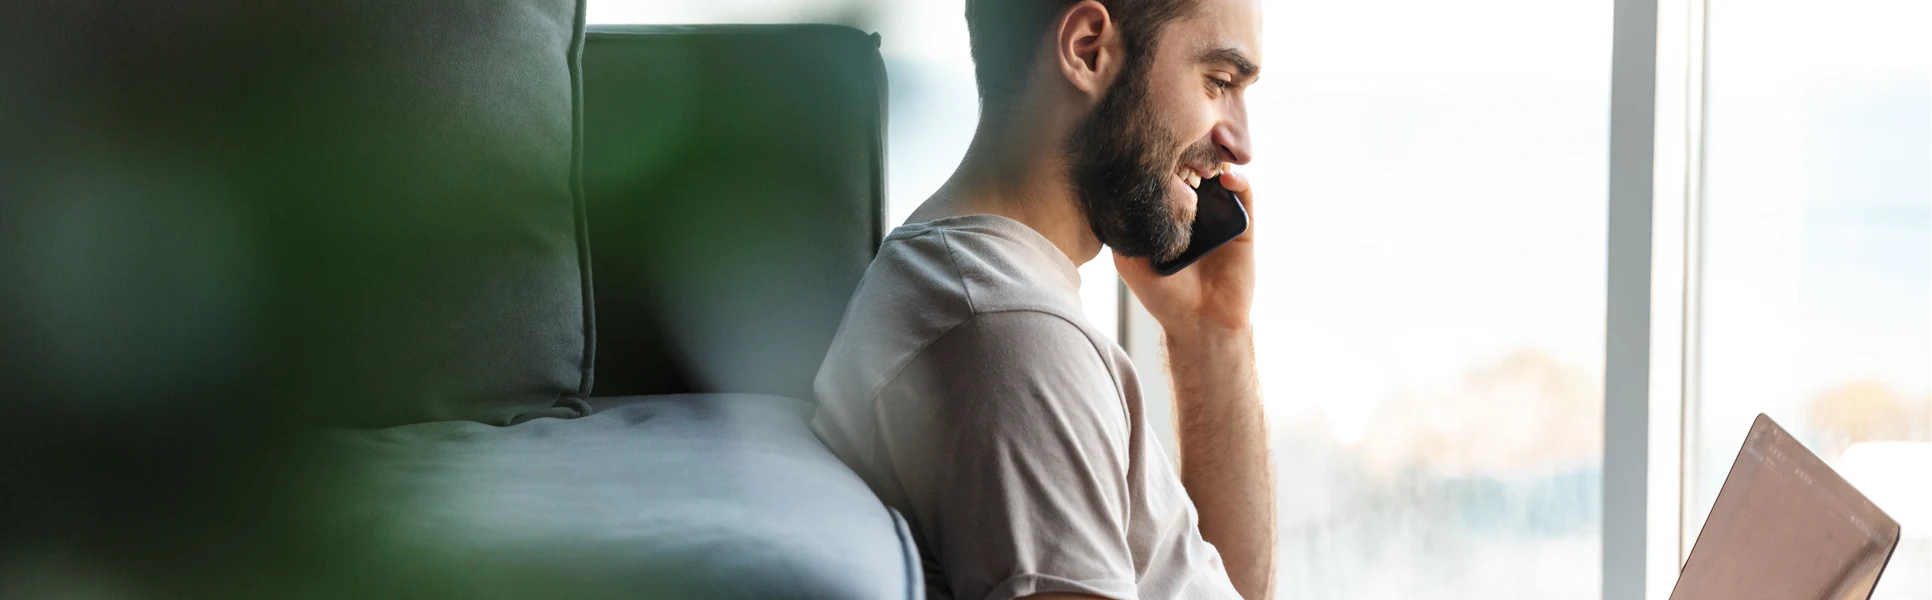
811, 1, 1273, 598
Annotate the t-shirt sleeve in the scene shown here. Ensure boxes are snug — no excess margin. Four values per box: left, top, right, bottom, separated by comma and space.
874, 310, 1139, 600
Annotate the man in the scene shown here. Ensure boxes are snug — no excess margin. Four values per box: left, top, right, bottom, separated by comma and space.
812, 0, 1272, 598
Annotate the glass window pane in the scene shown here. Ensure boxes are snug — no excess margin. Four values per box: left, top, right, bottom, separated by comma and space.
1694, 0, 1931, 596
1251, 1, 1611, 597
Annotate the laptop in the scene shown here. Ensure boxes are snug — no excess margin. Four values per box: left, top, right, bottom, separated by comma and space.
1670, 414, 1903, 599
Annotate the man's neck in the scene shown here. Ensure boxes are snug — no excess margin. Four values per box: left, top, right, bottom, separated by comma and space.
906, 120, 1104, 267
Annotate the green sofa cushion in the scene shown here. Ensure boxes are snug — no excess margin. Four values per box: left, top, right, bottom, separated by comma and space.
1, 0, 592, 427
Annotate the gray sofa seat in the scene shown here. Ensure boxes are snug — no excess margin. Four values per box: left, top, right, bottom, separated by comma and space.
323, 393, 921, 598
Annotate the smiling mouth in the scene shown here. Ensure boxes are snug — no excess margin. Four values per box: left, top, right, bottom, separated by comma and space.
1177, 163, 1223, 189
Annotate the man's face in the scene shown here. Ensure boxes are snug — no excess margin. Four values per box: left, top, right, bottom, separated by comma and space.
1066, 0, 1260, 261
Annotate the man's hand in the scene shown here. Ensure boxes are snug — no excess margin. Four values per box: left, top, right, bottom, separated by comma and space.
1113, 165, 1256, 337
1111, 166, 1275, 600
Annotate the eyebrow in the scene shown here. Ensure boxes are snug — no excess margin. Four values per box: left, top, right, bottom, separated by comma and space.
1195, 47, 1260, 81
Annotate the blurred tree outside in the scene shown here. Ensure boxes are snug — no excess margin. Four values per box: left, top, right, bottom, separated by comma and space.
1808, 380, 1932, 460
1360, 348, 1603, 478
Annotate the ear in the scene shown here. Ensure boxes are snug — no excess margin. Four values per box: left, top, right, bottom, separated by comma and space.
1054, 1, 1122, 100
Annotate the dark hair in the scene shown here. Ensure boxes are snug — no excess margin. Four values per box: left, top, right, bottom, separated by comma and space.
965, 0, 1199, 119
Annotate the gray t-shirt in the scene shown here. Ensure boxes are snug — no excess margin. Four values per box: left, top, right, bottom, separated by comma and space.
812, 214, 1241, 600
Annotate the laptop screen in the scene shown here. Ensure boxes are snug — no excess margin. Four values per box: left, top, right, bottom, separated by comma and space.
1670, 414, 1901, 600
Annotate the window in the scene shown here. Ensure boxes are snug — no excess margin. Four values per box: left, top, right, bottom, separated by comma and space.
1690, 0, 1930, 595
1240, 1, 1610, 597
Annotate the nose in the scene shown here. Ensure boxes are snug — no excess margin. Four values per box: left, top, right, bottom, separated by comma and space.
1212, 108, 1253, 166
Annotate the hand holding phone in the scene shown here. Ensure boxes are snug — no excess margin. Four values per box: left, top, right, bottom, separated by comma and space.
1152, 175, 1249, 276
1115, 169, 1257, 335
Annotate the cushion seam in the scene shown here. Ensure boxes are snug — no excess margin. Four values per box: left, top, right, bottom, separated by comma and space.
568, 0, 595, 403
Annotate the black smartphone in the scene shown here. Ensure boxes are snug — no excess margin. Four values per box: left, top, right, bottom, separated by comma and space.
1152, 175, 1249, 276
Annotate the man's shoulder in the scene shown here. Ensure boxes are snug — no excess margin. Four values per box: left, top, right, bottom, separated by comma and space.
812, 219, 1129, 471
826, 217, 1097, 361
910, 217, 1085, 318
916, 309, 1122, 392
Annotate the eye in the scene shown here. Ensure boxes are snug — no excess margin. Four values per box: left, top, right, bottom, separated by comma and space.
1206, 76, 1237, 93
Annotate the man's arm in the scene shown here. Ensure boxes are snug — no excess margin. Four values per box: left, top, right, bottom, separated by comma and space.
1166, 326, 1273, 600
1020, 321, 1275, 600
880, 311, 1143, 600
1114, 168, 1276, 600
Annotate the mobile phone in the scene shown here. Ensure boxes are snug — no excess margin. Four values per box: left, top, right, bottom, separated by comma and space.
1152, 175, 1249, 276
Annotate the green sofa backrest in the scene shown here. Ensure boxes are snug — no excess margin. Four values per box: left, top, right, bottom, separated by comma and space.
581, 25, 888, 402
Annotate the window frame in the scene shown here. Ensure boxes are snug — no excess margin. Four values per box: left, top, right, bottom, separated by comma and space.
1605, 0, 1711, 596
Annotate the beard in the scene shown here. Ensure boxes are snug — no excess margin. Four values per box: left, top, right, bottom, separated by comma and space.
1065, 56, 1221, 262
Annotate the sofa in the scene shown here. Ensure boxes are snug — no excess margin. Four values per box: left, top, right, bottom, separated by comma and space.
0, 1, 916, 596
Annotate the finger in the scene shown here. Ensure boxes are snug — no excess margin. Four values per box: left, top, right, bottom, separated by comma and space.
1218, 164, 1250, 194
1218, 168, 1256, 222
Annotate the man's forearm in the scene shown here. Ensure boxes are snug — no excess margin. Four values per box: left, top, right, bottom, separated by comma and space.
1165, 326, 1275, 600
